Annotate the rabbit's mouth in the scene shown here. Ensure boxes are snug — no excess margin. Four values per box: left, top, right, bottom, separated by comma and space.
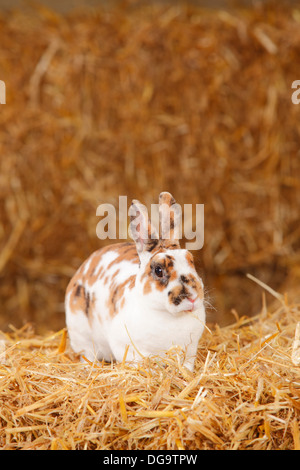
182, 297, 202, 314
167, 294, 203, 316
186, 297, 197, 311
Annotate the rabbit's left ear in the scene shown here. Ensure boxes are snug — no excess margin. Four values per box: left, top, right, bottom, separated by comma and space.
129, 200, 159, 255
159, 192, 181, 249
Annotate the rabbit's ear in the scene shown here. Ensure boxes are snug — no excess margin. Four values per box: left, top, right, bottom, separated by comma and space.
129, 200, 159, 255
159, 192, 181, 249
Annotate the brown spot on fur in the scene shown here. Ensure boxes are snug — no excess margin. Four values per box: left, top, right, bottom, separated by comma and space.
86, 292, 96, 325
143, 278, 152, 294
185, 251, 195, 268
111, 269, 120, 281
107, 275, 136, 317
145, 238, 160, 253
165, 255, 177, 281
69, 284, 86, 312
128, 275, 136, 290
141, 258, 153, 294
187, 274, 204, 299
161, 240, 180, 250
107, 244, 139, 269
168, 284, 187, 305
66, 243, 139, 316
68, 283, 96, 324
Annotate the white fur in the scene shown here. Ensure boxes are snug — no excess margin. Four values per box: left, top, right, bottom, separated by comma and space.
65, 246, 205, 371
65, 193, 206, 372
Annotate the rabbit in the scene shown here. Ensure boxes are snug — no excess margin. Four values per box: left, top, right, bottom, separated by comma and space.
65, 192, 206, 371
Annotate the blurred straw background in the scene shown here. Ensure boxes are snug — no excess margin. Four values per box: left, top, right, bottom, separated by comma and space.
0, 0, 299, 333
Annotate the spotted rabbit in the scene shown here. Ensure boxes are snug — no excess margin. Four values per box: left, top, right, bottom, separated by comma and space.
65, 192, 206, 371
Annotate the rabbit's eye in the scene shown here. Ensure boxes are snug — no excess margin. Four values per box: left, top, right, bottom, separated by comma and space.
154, 265, 163, 277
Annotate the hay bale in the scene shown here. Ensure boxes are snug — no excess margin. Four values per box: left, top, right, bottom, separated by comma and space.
0, 2, 299, 331
0, 291, 299, 450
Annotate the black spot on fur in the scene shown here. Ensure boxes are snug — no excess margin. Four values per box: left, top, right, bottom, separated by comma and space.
123, 245, 136, 254
178, 284, 188, 297
170, 195, 176, 205
111, 287, 118, 309
168, 243, 179, 248
85, 291, 90, 317
169, 285, 190, 306
158, 276, 169, 287
75, 284, 91, 318
165, 255, 174, 268
75, 284, 83, 297
146, 238, 159, 252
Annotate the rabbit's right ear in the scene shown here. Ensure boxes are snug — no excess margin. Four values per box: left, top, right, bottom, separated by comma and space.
129, 200, 159, 255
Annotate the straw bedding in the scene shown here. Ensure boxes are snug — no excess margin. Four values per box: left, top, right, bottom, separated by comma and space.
0, 291, 299, 450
